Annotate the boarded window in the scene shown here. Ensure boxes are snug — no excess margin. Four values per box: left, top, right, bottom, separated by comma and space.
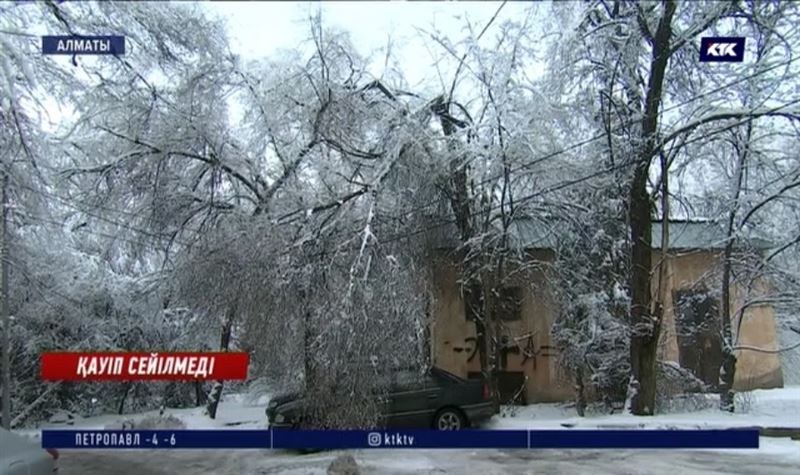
674, 289, 722, 389
496, 287, 523, 321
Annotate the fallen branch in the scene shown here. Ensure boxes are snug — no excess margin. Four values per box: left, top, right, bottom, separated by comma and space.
10, 383, 61, 428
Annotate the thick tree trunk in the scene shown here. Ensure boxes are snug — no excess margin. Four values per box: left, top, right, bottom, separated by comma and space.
206, 305, 234, 419
1, 171, 10, 429
117, 382, 132, 415
629, 163, 657, 414
194, 381, 206, 407
628, 0, 676, 416
466, 276, 492, 396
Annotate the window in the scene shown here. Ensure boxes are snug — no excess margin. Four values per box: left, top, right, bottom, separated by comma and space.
495, 287, 523, 321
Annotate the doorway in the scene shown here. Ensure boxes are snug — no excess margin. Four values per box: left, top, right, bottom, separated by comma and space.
673, 289, 723, 389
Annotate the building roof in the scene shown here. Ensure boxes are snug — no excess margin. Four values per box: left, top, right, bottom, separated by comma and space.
652, 220, 773, 251
431, 218, 773, 251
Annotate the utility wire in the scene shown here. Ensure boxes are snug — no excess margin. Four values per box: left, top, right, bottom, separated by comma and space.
277, 53, 800, 226
300, 99, 800, 259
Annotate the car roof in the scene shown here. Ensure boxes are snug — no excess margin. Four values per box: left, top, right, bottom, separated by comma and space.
430, 366, 465, 382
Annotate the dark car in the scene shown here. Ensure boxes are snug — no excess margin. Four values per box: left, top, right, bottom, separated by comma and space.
266, 367, 495, 430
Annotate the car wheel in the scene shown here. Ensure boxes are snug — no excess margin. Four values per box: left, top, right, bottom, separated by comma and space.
434, 408, 466, 430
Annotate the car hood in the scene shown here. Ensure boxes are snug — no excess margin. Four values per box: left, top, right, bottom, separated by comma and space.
268, 391, 303, 409
274, 398, 306, 413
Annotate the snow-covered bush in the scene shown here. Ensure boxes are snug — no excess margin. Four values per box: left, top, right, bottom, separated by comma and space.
135, 413, 186, 430
654, 361, 710, 413
553, 291, 630, 410
656, 361, 708, 397
551, 182, 632, 413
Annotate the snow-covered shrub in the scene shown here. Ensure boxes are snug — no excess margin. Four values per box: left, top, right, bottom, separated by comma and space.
135, 414, 186, 430
656, 394, 716, 414
327, 454, 359, 475
656, 361, 708, 397
162, 382, 198, 409
734, 389, 757, 414
655, 361, 711, 413
551, 183, 632, 413
175, 190, 434, 428
553, 292, 630, 409
5, 227, 215, 426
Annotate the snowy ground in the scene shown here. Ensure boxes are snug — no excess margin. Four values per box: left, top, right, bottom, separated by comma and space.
487, 386, 800, 431
17, 388, 800, 474
22, 392, 272, 432
50, 445, 800, 475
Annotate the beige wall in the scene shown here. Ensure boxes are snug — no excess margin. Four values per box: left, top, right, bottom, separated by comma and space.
430, 251, 572, 403
654, 250, 783, 390
431, 248, 783, 404
734, 303, 784, 389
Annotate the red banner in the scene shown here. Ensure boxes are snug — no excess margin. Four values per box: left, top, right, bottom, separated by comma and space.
41, 352, 249, 381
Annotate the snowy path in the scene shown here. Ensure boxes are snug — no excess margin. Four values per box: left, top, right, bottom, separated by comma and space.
56, 444, 800, 475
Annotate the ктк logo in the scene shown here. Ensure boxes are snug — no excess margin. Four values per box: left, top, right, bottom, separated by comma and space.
699, 37, 745, 62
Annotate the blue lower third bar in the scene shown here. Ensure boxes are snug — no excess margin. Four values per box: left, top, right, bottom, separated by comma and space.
41, 429, 759, 449
529, 429, 759, 449
42, 430, 270, 449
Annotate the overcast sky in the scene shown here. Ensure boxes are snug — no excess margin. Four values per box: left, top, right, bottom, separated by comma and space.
202, 1, 537, 89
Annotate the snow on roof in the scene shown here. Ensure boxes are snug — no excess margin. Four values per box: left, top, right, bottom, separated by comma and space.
652, 220, 773, 251
428, 217, 561, 250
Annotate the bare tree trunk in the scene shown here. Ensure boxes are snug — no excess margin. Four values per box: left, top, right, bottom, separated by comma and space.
1, 171, 10, 429
720, 122, 751, 412
575, 366, 586, 417
433, 96, 496, 401
481, 273, 500, 408
651, 151, 671, 408
206, 304, 235, 419
466, 279, 491, 388
194, 381, 206, 407
304, 309, 315, 393
629, 160, 660, 416
719, 252, 737, 412
117, 382, 132, 415
628, 0, 676, 416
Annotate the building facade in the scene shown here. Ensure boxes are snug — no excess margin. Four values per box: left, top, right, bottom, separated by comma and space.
430, 220, 784, 404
